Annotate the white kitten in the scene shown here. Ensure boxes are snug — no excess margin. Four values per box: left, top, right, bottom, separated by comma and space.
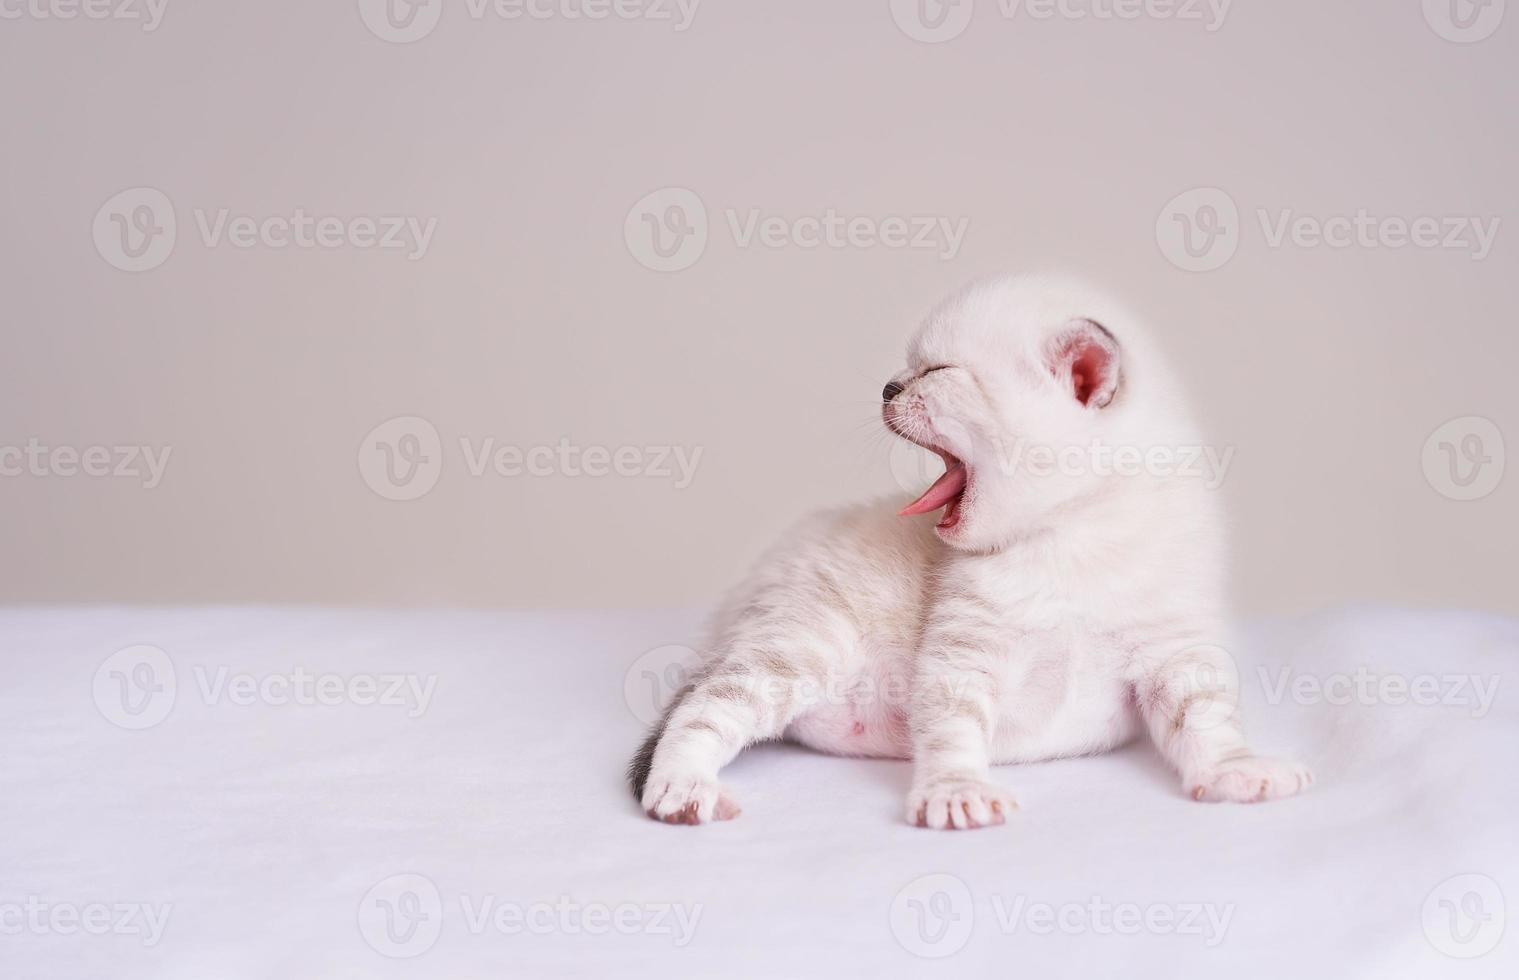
629, 273, 1311, 828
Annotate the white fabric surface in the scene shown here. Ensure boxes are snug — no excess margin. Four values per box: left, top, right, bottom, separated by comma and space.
1, 605, 1515, 979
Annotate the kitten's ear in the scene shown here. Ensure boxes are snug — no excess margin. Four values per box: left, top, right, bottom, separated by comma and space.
1045, 319, 1120, 409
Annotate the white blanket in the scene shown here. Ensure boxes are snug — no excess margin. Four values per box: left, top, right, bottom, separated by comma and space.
2, 606, 1515, 978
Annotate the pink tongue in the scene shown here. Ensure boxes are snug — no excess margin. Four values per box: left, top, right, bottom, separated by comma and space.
898, 461, 967, 517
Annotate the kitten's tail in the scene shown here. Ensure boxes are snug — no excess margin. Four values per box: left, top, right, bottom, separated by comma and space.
626, 683, 694, 802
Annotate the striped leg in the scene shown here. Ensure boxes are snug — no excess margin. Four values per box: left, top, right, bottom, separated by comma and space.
1136, 639, 1313, 803
637, 646, 830, 824
905, 645, 1016, 830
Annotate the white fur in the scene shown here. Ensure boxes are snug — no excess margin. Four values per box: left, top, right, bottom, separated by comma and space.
639, 274, 1311, 828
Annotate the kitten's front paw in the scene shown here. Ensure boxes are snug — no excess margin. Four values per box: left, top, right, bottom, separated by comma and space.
1189, 756, 1313, 803
907, 778, 1017, 830
642, 772, 742, 825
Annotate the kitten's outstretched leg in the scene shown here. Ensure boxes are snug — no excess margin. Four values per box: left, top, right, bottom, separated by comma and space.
904, 640, 1017, 830
1136, 640, 1313, 803
633, 646, 831, 824
626, 683, 694, 811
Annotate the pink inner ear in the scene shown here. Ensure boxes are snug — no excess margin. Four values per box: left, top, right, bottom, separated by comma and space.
1047, 322, 1119, 408
1070, 342, 1111, 407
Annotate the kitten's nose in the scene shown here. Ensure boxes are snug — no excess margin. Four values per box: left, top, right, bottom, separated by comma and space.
882, 380, 905, 403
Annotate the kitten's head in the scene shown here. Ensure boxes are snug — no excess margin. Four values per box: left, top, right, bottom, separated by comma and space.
882, 274, 1178, 552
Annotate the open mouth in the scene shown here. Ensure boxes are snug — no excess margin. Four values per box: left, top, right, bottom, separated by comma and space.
886, 415, 969, 530
898, 448, 967, 529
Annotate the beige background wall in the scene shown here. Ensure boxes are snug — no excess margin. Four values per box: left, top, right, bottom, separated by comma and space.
1, 1, 1513, 614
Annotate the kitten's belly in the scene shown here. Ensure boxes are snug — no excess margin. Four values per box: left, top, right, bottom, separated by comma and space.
783, 651, 915, 759
987, 632, 1142, 763
784, 636, 1141, 764
988, 676, 1141, 764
